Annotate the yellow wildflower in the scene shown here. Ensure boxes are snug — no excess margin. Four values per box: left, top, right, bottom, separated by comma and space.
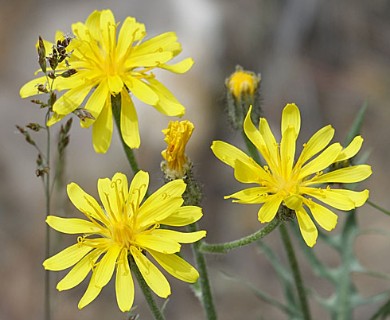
43, 171, 205, 311
211, 103, 372, 247
20, 9, 193, 153
161, 120, 194, 179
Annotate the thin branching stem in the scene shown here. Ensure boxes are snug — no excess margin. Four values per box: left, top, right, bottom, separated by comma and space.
188, 222, 217, 320
129, 256, 165, 320
367, 199, 390, 216
44, 110, 51, 320
111, 95, 140, 175
279, 223, 311, 320
200, 218, 280, 254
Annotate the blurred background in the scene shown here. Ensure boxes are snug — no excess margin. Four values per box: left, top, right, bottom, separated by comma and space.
1, 0, 390, 319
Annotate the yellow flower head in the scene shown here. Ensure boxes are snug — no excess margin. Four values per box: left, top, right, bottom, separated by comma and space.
43, 171, 205, 312
20, 9, 194, 153
161, 120, 194, 179
211, 103, 372, 247
226, 66, 260, 101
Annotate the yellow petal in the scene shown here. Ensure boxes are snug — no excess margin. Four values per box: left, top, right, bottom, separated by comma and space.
78, 272, 102, 309
281, 103, 300, 137
92, 99, 113, 153
225, 187, 270, 204
295, 125, 334, 168
84, 81, 109, 125
53, 84, 92, 115
280, 127, 296, 177
67, 182, 109, 226
108, 75, 123, 94
331, 189, 369, 207
116, 17, 142, 60
132, 32, 179, 56
57, 249, 102, 291
160, 57, 194, 73
296, 207, 318, 247
126, 52, 173, 68
135, 233, 181, 254
131, 247, 171, 298
146, 78, 185, 116
211, 140, 252, 169
234, 159, 268, 184
298, 143, 342, 179
84, 10, 102, 40
94, 245, 121, 288
98, 173, 128, 221
120, 90, 140, 149
46, 216, 101, 234
124, 77, 159, 105
115, 250, 134, 312
258, 118, 280, 174
149, 229, 206, 244
148, 250, 199, 283
335, 136, 363, 162
306, 165, 372, 185
19, 76, 48, 98
284, 194, 303, 211
243, 106, 269, 161
129, 170, 149, 207
304, 199, 338, 231
43, 243, 93, 271
47, 112, 65, 127
301, 186, 355, 211
257, 195, 282, 223
138, 179, 185, 228
100, 10, 116, 54
158, 206, 203, 226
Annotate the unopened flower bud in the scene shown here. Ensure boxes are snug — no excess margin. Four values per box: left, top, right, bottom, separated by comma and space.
161, 120, 194, 180
60, 69, 77, 78
37, 36, 47, 74
225, 65, 262, 129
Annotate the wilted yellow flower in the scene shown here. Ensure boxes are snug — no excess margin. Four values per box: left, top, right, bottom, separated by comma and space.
20, 9, 193, 153
211, 103, 372, 247
43, 171, 205, 311
226, 66, 260, 101
161, 120, 194, 179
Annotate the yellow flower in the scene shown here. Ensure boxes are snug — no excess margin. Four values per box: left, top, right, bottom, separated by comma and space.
20, 9, 193, 153
161, 120, 194, 179
211, 103, 372, 247
43, 171, 205, 312
226, 66, 260, 101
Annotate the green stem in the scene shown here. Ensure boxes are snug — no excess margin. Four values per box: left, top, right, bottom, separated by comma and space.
129, 256, 165, 320
367, 199, 390, 216
111, 95, 140, 174
200, 218, 280, 254
44, 111, 51, 320
279, 223, 311, 320
188, 223, 217, 320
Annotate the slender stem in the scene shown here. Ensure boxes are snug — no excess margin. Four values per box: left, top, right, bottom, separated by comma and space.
44, 111, 51, 320
111, 95, 140, 174
279, 223, 311, 320
129, 256, 165, 320
367, 199, 390, 216
200, 218, 280, 254
188, 223, 217, 320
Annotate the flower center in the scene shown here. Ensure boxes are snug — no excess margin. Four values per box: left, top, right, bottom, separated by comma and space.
112, 221, 133, 248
